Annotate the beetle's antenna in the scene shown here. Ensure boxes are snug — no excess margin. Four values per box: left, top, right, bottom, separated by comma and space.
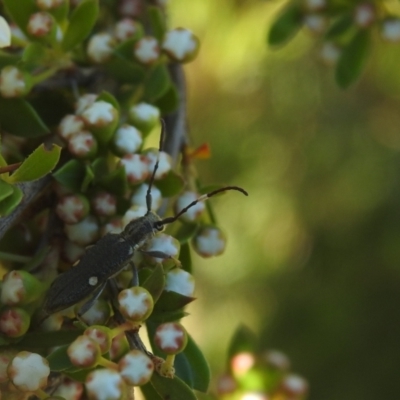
159, 186, 248, 226
146, 120, 166, 213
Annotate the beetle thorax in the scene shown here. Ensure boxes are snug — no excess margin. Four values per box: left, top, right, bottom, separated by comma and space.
121, 212, 162, 247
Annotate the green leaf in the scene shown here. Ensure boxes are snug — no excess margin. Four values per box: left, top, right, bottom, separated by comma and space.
98, 91, 120, 112
3, 0, 37, 36
0, 186, 23, 216
81, 164, 94, 192
335, 30, 371, 89
64, 367, 96, 383
0, 51, 20, 69
325, 14, 353, 39
22, 43, 48, 69
178, 242, 193, 273
142, 264, 165, 303
13, 329, 82, 349
148, 6, 167, 42
150, 373, 197, 400
268, 4, 303, 46
176, 334, 210, 392
62, 0, 99, 51
99, 166, 128, 196
227, 325, 257, 363
143, 64, 171, 101
140, 381, 163, 400
0, 179, 13, 202
47, 344, 75, 371
174, 354, 193, 388
149, 309, 188, 323
91, 157, 109, 181
0, 98, 49, 137
53, 159, 86, 192
155, 84, 179, 114
155, 170, 184, 197
8, 144, 61, 183
175, 223, 198, 246
153, 291, 195, 314
105, 56, 146, 84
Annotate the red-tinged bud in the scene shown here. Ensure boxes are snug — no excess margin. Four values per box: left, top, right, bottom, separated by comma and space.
58, 114, 85, 141
1, 270, 44, 306
215, 373, 237, 396
231, 352, 255, 376
119, 154, 150, 185
118, 286, 153, 322
53, 377, 83, 400
68, 131, 98, 159
134, 36, 160, 64
7, 352, 49, 392
115, 18, 143, 42
91, 192, 117, 217
27, 12, 54, 37
84, 326, 112, 354
36, 0, 64, 10
0, 66, 31, 98
110, 332, 129, 361
118, 350, 154, 386
56, 194, 90, 224
81, 100, 119, 145
154, 322, 187, 355
354, 3, 376, 28
0, 308, 30, 338
162, 28, 200, 63
0, 350, 18, 383
67, 336, 101, 368
192, 226, 226, 257
86, 369, 127, 400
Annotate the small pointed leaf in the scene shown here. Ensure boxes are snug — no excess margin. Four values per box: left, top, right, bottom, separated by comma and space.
142, 264, 165, 303
62, 0, 99, 51
227, 325, 257, 362
47, 345, 74, 371
143, 64, 171, 101
0, 179, 13, 202
155, 170, 184, 197
155, 84, 179, 114
53, 159, 86, 192
268, 4, 303, 46
8, 144, 61, 183
0, 186, 22, 216
148, 6, 167, 42
150, 372, 198, 400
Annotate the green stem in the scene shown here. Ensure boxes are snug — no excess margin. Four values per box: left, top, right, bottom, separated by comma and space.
31, 67, 58, 85
0, 251, 31, 263
98, 356, 118, 370
34, 389, 49, 400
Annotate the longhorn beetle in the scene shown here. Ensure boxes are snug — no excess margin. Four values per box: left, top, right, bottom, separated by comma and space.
42, 122, 248, 319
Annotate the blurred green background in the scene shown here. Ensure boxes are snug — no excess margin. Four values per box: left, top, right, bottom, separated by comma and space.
168, 1, 400, 399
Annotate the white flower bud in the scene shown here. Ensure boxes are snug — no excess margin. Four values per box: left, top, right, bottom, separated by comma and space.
0, 66, 27, 98
113, 124, 143, 155
7, 352, 50, 391
87, 33, 115, 63
84, 326, 112, 354
56, 194, 89, 224
118, 350, 154, 386
134, 36, 160, 64
381, 18, 400, 42
154, 322, 187, 354
91, 192, 117, 217
122, 205, 147, 227
27, 12, 53, 37
80, 298, 111, 326
162, 28, 200, 63
58, 114, 85, 140
131, 183, 162, 210
118, 286, 153, 321
64, 216, 99, 246
86, 369, 126, 400
120, 154, 149, 184
144, 234, 180, 264
68, 335, 100, 368
175, 191, 205, 222
193, 226, 226, 257
68, 130, 98, 158
129, 102, 160, 125
81, 100, 117, 129
115, 18, 140, 41
165, 269, 195, 297
145, 149, 172, 180
53, 378, 83, 400
75, 93, 98, 115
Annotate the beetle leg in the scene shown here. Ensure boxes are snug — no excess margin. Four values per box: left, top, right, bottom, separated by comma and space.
139, 250, 172, 259
130, 261, 139, 287
77, 280, 107, 317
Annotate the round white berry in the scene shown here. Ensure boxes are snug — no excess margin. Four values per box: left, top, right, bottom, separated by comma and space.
134, 36, 160, 64
118, 286, 154, 321
87, 32, 115, 63
162, 28, 200, 63
118, 350, 154, 386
